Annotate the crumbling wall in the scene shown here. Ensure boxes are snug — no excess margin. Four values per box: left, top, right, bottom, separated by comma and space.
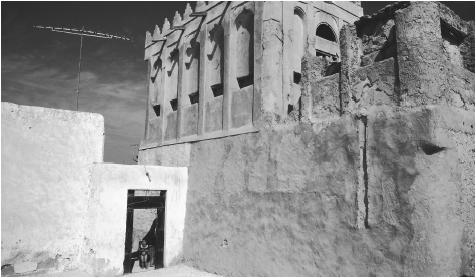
336, 1, 474, 113
338, 2, 474, 275
309, 72, 341, 119
460, 22, 475, 72
138, 103, 474, 276
1, 102, 104, 274
438, 2, 474, 72
365, 105, 474, 276
355, 2, 409, 67
138, 1, 474, 276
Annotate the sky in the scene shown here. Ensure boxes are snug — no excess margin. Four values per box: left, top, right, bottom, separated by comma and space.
2, 1, 474, 164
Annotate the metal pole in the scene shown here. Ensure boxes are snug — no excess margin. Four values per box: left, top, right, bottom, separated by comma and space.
32, 25, 130, 110
76, 26, 84, 111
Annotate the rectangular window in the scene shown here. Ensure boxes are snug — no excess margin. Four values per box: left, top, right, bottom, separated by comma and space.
188, 92, 199, 105
170, 98, 178, 111
293, 71, 301, 84
237, 74, 253, 89
152, 104, 161, 117
211, 84, 223, 97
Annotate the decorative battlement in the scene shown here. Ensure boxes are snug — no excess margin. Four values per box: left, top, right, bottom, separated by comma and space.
137, 3, 475, 275
141, 1, 474, 151
141, 1, 363, 149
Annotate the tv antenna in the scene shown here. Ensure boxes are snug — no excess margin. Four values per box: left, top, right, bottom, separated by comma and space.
33, 25, 131, 111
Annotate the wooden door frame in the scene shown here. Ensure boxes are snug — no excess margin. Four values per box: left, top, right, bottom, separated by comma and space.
123, 190, 166, 274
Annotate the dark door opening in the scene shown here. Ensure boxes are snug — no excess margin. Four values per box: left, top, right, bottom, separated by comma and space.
123, 190, 166, 274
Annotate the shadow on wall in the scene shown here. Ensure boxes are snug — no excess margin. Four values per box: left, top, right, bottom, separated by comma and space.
234, 8, 254, 88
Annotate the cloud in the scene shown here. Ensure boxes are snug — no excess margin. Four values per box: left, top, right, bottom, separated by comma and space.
2, 46, 146, 164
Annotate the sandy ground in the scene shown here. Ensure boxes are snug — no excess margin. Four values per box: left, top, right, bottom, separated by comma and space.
16, 264, 219, 277
126, 264, 219, 277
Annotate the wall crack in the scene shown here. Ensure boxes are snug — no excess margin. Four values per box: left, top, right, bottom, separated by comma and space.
362, 116, 369, 229
357, 115, 369, 229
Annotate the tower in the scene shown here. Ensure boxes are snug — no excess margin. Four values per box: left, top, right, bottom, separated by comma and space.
142, 2, 363, 148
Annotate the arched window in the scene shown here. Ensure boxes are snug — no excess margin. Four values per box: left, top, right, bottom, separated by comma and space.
316, 23, 337, 42
315, 23, 339, 60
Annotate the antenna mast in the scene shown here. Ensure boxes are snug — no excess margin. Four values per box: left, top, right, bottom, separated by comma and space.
33, 25, 131, 111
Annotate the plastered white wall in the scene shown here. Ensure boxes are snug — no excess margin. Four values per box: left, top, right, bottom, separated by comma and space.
82, 163, 188, 275
1, 102, 104, 270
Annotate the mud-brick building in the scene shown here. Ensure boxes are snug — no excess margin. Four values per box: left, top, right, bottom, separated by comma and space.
139, 1, 474, 276
1, 1, 473, 277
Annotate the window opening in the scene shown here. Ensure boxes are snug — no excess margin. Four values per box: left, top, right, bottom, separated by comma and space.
293, 71, 302, 84
211, 83, 224, 97
152, 104, 161, 117
237, 75, 253, 89
170, 98, 178, 111
316, 23, 337, 42
189, 92, 199, 104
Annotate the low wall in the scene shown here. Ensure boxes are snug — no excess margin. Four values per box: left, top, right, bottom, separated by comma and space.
1, 102, 104, 272
82, 164, 188, 276
138, 104, 474, 276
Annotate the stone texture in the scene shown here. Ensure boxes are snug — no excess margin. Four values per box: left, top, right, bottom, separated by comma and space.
366, 105, 474, 276
340, 24, 363, 112
348, 57, 396, 112
460, 24, 475, 72
437, 2, 471, 35
395, 2, 443, 107
140, 104, 474, 276
310, 73, 341, 120
137, 1, 474, 277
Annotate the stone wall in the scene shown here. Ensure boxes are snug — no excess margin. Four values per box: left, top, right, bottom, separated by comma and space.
365, 105, 474, 276
338, 1, 475, 111
139, 104, 474, 276
338, 7, 475, 274
139, 1, 474, 276
1, 102, 104, 273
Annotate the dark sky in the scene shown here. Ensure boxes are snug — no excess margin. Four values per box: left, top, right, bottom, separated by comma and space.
2, 2, 474, 164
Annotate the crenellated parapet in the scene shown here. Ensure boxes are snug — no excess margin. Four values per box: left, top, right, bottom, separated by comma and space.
138, 3, 474, 276
143, 2, 258, 148
142, 1, 474, 150
141, 1, 363, 149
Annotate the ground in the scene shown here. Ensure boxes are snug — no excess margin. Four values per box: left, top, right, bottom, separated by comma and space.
126, 264, 219, 277
6, 264, 218, 277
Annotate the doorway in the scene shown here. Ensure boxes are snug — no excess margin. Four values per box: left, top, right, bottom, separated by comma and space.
123, 190, 166, 274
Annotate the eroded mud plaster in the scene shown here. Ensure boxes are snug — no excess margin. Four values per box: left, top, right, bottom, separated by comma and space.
139, 1, 474, 276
